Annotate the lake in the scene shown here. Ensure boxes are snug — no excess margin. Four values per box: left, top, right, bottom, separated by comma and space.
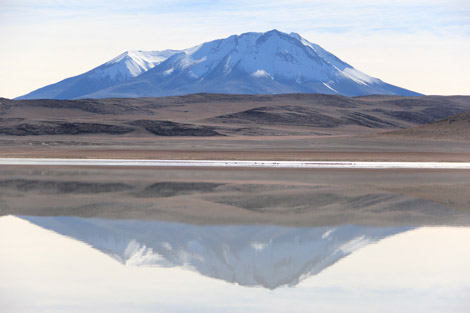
1, 166, 469, 312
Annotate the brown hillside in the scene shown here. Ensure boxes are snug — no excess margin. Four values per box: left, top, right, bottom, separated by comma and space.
383, 111, 470, 139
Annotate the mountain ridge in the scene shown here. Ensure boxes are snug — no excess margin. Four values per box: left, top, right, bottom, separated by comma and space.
17, 30, 421, 99
17, 49, 179, 100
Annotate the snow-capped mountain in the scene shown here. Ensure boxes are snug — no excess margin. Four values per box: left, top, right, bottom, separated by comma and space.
19, 216, 411, 289
17, 50, 178, 99
17, 30, 420, 99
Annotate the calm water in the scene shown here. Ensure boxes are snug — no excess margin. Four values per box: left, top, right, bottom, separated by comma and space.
0, 167, 469, 312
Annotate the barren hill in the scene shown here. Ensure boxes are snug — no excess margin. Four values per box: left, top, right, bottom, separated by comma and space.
1, 93, 470, 161
383, 111, 470, 139
1, 94, 468, 137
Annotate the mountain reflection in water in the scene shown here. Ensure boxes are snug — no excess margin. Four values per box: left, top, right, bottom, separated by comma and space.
2, 167, 470, 312
19, 216, 410, 289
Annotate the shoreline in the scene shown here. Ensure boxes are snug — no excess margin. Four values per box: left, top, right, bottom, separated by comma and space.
1, 158, 470, 169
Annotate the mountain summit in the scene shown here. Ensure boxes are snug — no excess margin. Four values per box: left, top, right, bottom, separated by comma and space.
17, 30, 420, 99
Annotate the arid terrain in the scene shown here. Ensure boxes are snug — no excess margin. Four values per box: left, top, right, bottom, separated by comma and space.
0, 93, 469, 161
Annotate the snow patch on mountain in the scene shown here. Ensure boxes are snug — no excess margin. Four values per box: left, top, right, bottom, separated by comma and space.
323, 82, 338, 93
251, 69, 273, 79
341, 67, 377, 85
163, 68, 174, 75
291, 31, 380, 86
94, 50, 178, 80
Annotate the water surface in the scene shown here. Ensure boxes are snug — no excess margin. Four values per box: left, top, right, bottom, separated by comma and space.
1, 167, 469, 312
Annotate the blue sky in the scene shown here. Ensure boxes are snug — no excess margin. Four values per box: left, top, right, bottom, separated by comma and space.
1, 0, 469, 97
